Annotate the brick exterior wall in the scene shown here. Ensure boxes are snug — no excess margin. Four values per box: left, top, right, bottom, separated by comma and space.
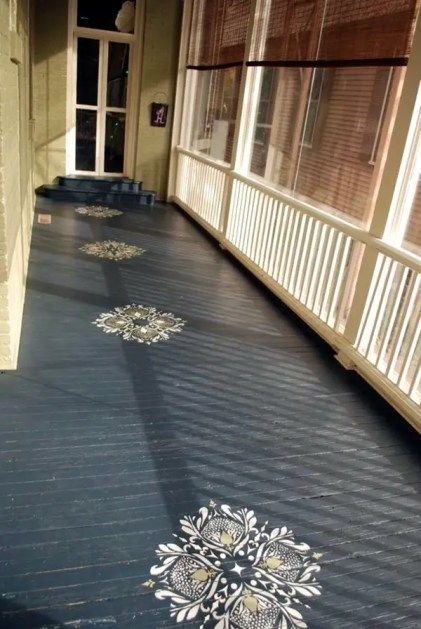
0, 0, 34, 369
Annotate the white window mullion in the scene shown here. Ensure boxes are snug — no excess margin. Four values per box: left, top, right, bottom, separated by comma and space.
97, 39, 108, 175
75, 104, 98, 111
106, 106, 127, 113
123, 41, 133, 176
230, 0, 267, 174
74, 26, 134, 44
219, 0, 266, 233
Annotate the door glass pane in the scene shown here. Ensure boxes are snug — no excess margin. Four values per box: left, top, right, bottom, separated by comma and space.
76, 109, 97, 171
77, 0, 136, 33
107, 43, 129, 108
104, 112, 125, 172
76, 38, 99, 106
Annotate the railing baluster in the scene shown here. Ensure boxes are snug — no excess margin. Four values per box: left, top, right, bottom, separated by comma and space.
254, 194, 268, 268
288, 213, 307, 295
296, 217, 316, 302
408, 353, 421, 403
375, 264, 409, 371
397, 307, 421, 391
276, 206, 294, 286
266, 200, 281, 277
330, 236, 352, 330
366, 257, 395, 363
386, 272, 420, 380
301, 220, 322, 307
313, 227, 335, 317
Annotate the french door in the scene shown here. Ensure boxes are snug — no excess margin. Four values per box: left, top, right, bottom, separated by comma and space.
74, 36, 131, 175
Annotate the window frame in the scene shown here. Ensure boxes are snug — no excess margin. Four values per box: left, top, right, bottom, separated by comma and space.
301, 68, 325, 149
385, 83, 421, 254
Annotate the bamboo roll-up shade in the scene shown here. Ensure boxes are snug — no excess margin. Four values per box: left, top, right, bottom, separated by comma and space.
187, 0, 252, 69
248, 0, 420, 67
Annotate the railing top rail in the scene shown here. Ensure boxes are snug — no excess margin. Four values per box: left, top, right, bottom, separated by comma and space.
176, 146, 232, 173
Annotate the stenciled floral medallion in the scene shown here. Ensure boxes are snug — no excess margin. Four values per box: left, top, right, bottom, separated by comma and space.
80, 240, 145, 261
75, 205, 123, 218
92, 304, 185, 344
148, 503, 322, 628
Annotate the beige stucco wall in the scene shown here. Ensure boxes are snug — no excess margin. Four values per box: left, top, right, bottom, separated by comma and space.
0, 0, 34, 369
32, 0, 68, 189
135, 0, 182, 199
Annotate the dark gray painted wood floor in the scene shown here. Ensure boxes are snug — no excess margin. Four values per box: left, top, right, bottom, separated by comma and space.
0, 199, 420, 628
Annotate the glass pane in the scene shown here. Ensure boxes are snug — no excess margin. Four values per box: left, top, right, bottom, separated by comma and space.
76, 38, 99, 106
76, 109, 97, 171
250, 67, 302, 182
402, 175, 421, 255
77, 0, 136, 33
188, 67, 241, 163
249, 66, 396, 227
396, 104, 421, 256
107, 42, 129, 108
104, 112, 125, 172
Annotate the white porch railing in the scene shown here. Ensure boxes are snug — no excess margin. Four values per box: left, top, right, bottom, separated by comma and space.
356, 254, 420, 404
226, 176, 360, 334
176, 151, 228, 231
173, 146, 421, 431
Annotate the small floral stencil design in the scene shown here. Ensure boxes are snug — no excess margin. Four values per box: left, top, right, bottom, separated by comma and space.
149, 503, 322, 628
93, 304, 185, 344
80, 240, 145, 261
75, 205, 123, 218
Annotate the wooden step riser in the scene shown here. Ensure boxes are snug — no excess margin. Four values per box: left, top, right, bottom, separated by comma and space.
37, 186, 155, 206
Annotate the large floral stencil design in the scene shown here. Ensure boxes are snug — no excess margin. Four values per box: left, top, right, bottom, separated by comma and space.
75, 205, 123, 218
93, 304, 185, 344
149, 504, 322, 628
80, 240, 145, 261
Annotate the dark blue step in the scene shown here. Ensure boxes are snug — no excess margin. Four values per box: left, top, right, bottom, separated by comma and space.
36, 184, 155, 206
54, 175, 143, 193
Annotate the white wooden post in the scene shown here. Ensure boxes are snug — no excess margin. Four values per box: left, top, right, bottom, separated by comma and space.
167, 0, 193, 201
219, 0, 268, 235
340, 11, 421, 359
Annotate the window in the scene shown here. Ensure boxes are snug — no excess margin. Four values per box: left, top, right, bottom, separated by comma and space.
76, 38, 99, 106
249, 66, 398, 226
77, 0, 136, 33
250, 67, 303, 183
188, 68, 242, 164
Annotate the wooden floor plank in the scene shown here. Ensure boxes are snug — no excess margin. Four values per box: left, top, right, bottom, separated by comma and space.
0, 199, 419, 628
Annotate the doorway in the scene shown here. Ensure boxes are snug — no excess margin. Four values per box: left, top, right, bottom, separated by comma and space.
67, 1, 141, 177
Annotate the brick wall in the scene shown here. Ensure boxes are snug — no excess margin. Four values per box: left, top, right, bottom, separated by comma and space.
0, 0, 34, 369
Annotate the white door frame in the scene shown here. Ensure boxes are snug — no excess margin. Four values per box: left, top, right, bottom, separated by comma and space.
66, 0, 144, 177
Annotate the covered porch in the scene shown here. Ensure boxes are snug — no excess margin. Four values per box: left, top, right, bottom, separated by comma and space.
0, 0, 420, 627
